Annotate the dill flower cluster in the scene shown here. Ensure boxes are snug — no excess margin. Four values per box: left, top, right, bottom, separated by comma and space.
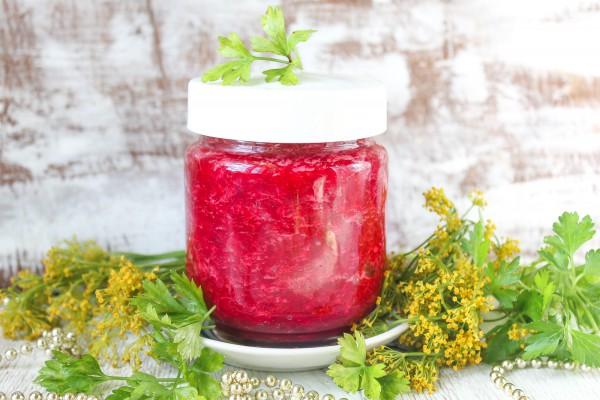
0, 240, 185, 366
355, 187, 521, 392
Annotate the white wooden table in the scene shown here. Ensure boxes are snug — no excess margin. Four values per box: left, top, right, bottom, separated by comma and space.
1, 337, 599, 400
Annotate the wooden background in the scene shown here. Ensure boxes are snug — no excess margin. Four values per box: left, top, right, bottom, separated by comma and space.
2, 0, 600, 278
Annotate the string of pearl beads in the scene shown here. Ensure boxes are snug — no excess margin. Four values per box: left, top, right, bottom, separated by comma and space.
490, 358, 595, 400
221, 370, 347, 400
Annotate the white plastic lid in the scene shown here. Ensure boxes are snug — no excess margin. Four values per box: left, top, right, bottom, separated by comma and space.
187, 73, 387, 143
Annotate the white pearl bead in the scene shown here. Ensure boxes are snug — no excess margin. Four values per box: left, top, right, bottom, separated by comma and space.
280, 379, 293, 391
515, 358, 527, 369
46, 394, 59, 400
36, 339, 48, 349
322, 395, 334, 400
512, 389, 524, 399
66, 332, 76, 340
494, 377, 506, 388
20, 344, 33, 354
491, 366, 504, 374
230, 383, 242, 395
0, 392, 6, 400
255, 390, 268, 400
547, 360, 558, 369
581, 364, 591, 372
5, 348, 17, 361
265, 375, 278, 388
61, 394, 75, 400
237, 371, 249, 384
503, 382, 515, 393
10, 392, 24, 400
42, 331, 50, 339
222, 373, 233, 385
70, 345, 82, 357
531, 359, 542, 368
306, 391, 319, 400
28, 392, 43, 400
272, 389, 285, 400
501, 360, 514, 370
564, 362, 575, 370
242, 383, 253, 393
250, 377, 260, 387
51, 328, 62, 337
291, 384, 304, 396
87, 397, 98, 400
75, 394, 87, 400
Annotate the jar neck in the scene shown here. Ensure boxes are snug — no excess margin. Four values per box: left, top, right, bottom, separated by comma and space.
197, 136, 366, 155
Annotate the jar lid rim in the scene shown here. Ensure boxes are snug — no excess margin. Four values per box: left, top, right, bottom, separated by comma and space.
187, 73, 387, 143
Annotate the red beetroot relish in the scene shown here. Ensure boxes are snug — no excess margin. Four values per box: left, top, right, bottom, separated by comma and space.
185, 136, 388, 345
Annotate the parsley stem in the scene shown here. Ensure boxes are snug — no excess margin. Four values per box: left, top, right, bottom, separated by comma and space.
254, 56, 290, 64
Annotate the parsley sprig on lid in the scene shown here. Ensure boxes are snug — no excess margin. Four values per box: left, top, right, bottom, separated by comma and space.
202, 6, 316, 85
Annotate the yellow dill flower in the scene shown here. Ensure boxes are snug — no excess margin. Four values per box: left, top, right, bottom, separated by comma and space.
423, 187, 455, 217
469, 190, 487, 207
507, 323, 531, 341
90, 257, 147, 366
484, 220, 496, 241
494, 238, 520, 261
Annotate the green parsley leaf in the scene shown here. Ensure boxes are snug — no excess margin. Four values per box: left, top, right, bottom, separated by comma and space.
327, 332, 409, 400
263, 65, 299, 85
326, 364, 362, 393
287, 30, 316, 52
338, 332, 367, 366
485, 257, 521, 308
533, 270, 556, 314
35, 351, 109, 394
202, 6, 315, 85
584, 249, 600, 279
465, 220, 489, 267
174, 322, 204, 361
483, 324, 522, 364
362, 364, 386, 400
378, 370, 410, 400
202, 34, 253, 84
184, 348, 224, 400
522, 322, 562, 360
258, 6, 288, 55
571, 329, 600, 367
544, 212, 595, 259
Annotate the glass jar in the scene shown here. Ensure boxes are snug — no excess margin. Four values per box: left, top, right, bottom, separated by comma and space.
185, 74, 388, 345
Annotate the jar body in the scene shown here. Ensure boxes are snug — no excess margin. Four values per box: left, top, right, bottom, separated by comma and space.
185, 136, 388, 344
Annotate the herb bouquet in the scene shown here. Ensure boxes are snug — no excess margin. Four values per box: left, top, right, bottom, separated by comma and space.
1, 187, 599, 400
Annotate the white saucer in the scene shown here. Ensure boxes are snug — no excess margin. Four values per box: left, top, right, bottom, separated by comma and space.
202, 323, 408, 372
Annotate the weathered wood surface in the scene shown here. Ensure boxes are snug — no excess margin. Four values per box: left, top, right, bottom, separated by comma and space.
2, 0, 600, 277
1, 333, 600, 399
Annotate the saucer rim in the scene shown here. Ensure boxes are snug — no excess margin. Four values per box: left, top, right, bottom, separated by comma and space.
202, 322, 409, 354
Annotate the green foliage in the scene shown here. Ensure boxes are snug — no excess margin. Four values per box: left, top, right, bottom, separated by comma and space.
202, 5, 315, 85
35, 274, 223, 400
35, 352, 108, 394
486, 212, 600, 367
327, 332, 410, 400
